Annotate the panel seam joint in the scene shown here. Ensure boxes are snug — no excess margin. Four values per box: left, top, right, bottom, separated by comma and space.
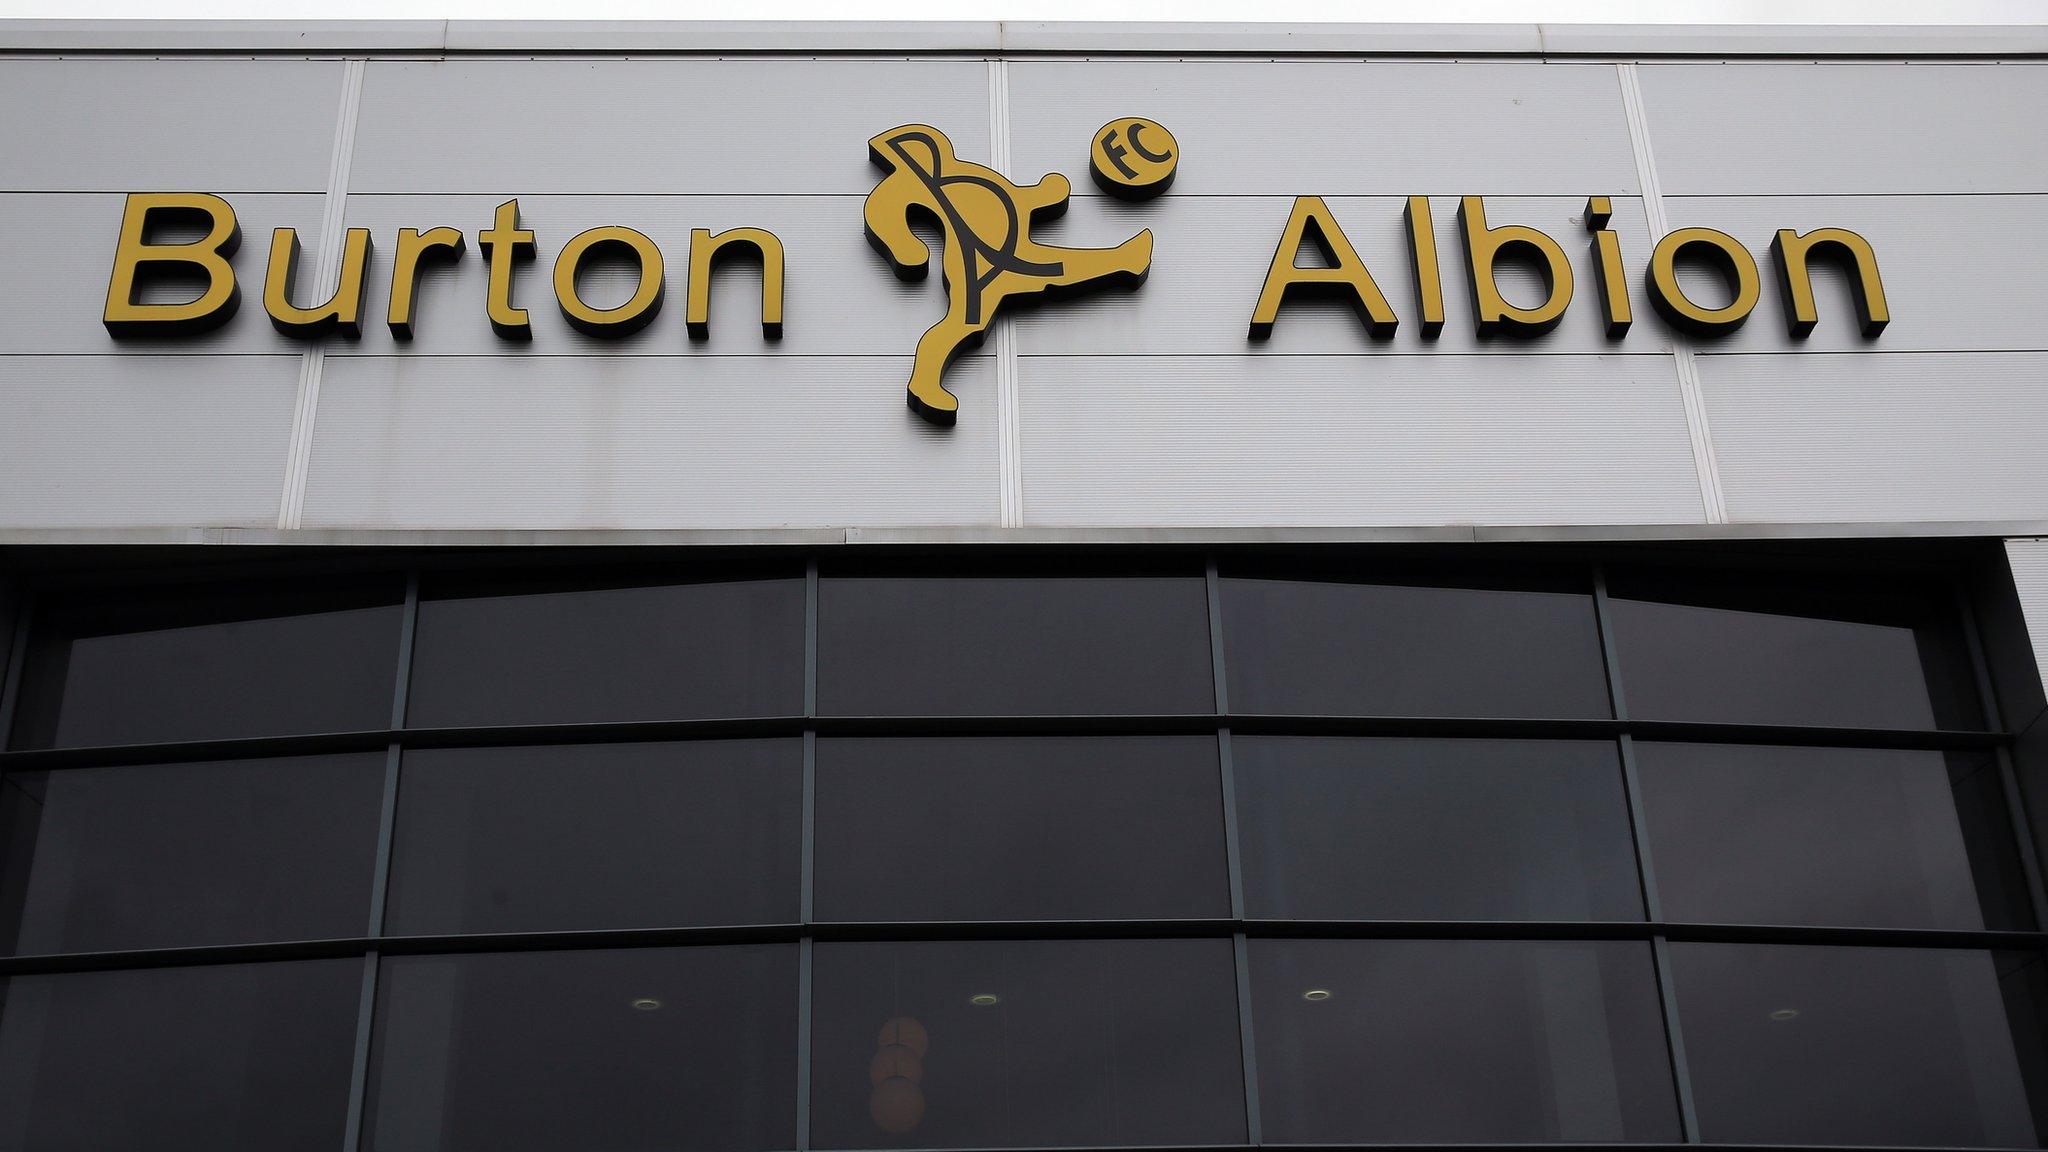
1617, 61, 1727, 526
278, 57, 366, 530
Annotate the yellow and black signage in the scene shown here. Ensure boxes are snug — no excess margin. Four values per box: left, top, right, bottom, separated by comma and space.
102, 117, 1888, 427
865, 124, 1152, 425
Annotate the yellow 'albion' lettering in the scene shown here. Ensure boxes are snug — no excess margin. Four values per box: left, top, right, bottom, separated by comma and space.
1249, 196, 1397, 341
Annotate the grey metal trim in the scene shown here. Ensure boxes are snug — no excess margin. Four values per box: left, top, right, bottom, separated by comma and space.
1230, 932, 1264, 1146
1614, 60, 1725, 527
1994, 747, 2048, 931
800, 731, 817, 928
1205, 559, 1230, 717
366, 574, 420, 938
795, 935, 813, 1152
0, 590, 30, 752
4, 520, 2047, 551
2, 20, 2045, 57
803, 560, 819, 721
1648, 935, 1702, 1144
277, 58, 366, 532
801, 561, 818, 928
1615, 739, 1665, 924
1218, 731, 1246, 923
1591, 567, 1631, 725
1598, 563, 1700, 1141
1205, 558, 1248, 922
365, 744, 403, 937
340, 951, 381, 1152
388, 572, 420, 732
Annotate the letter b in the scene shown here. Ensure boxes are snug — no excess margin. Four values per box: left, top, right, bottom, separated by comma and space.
103, 192, 242, 337
1458, 196, 1574, 337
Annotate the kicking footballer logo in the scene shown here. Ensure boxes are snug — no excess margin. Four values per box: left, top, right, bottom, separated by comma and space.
863, 122, 1171, 426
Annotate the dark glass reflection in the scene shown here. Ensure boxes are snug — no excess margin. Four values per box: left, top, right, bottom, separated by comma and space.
383, 740, 802, 935
817, 572, 1213, 716
1672, 944, 2048, 1147
406, 571, 804, 727
1234, 737, 1642, 921
814, 736, 1228, 922
366, 945, 797, 1152
1637, 743, 2033, 931
9, 580, 403, 748
1606, 566, 1984, 729
0, 960, 360, 1152
1251, 939, 1678, 1143
811, 939, 1244, 1148
0, 754, 385, 954
1221, 566, 1610, 718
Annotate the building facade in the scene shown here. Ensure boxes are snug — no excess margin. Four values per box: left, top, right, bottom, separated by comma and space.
3, 19, 2048, 1151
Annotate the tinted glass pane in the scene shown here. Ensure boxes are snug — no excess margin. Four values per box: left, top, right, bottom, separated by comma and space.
1221, 567, 1609, 718
814, 737, 1228, 922
406, 572, 804, 727
10, 580, 402, 748
1234, 737, 1642, 921
384, 740, 801, 935
817, 573, 1213, 716
811, 939, 1244, 1148
1672, 944, 2048, 1147
367, 945, 797, 1152
1637, 743, 2033, 931
0, 754, 385, 954
0, 960, 360, 1152
1251, 939, 1678, 1143
1607, 567, 1983, 729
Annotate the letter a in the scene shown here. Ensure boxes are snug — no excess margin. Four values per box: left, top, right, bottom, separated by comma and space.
1249, 197, 1397, 340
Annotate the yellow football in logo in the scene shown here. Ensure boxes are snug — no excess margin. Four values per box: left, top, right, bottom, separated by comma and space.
1090, 117, 1178, 200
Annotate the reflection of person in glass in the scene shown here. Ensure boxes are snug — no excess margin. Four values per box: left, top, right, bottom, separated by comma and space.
865, 124, 1154, 425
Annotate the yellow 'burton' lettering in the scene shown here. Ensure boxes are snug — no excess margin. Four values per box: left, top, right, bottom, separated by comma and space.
103, 192, 243, 337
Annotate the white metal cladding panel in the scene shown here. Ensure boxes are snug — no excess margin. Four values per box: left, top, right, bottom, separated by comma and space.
0, 59, 344, 193
1658, 194, 2048, 353
1006, 60, 1641, 198
2008, 539, 2048, 695
1637, 62, 2048, 196
0, 193, 328, 356
1014, 354, 1704, 527
301, 356, 999, 529
0, 355, 299, 528
1010, 194, 1671, 356
347, 59, 991, 195
1699, 352, 2048, 523
331, 194, 985, 360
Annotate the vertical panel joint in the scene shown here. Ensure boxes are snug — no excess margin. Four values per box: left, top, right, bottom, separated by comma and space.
796, 935, 814, 1152
1615, 61, 1726, 525
1232, 932, 1264, 1146
1650, 935, 1702, 1143
340, 950, 381, 1152
279, 57, 368, 531
0, 590, 34, 753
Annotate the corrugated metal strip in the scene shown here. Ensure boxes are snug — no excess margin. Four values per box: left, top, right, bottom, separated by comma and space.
278, 57, 365, 530
990, 57, 1024, 530
1618, 60, 1726, 525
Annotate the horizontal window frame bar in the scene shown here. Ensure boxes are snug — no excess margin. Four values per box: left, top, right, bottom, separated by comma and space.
5, 920, 2041, 978
0, 715, 2010, 769
0, 1140, 1960, 1152
0, 538, 1981, 590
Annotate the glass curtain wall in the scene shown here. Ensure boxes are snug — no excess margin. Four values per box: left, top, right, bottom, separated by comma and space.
0, 549, 2042, 1151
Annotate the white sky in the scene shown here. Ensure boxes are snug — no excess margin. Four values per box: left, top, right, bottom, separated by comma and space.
1, 0, 2043, 22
